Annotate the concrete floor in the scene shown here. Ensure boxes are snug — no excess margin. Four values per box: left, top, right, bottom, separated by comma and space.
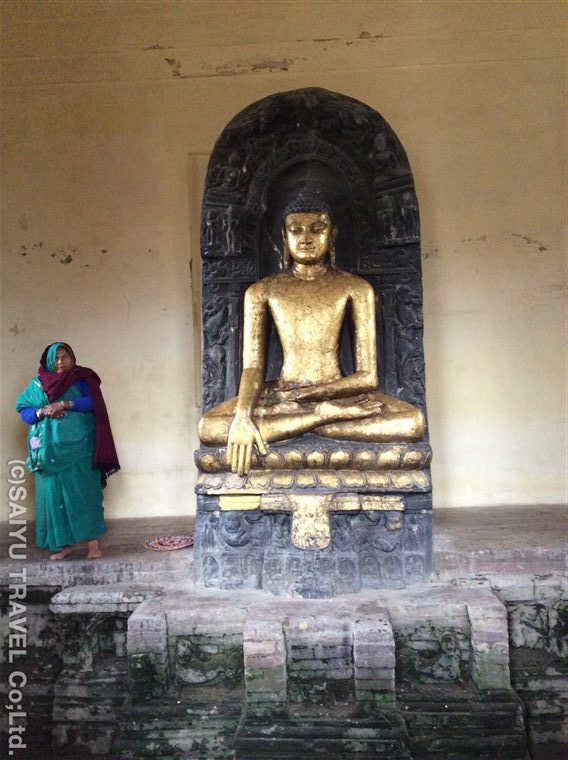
433, 503, 567, 579
433, 503, 566, 552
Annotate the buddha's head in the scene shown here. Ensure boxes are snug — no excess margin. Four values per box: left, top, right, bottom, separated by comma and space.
282, 190, 337, 268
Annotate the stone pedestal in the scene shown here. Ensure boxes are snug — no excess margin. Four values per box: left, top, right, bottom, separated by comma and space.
194, 442, 432, 596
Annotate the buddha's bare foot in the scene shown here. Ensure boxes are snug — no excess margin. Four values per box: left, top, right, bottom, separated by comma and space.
49, 546, 73, 561
86, 540, 102, 559
316, 395, 384, 423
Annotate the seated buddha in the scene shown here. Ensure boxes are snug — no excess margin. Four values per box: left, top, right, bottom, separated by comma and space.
198, 192, 425, 476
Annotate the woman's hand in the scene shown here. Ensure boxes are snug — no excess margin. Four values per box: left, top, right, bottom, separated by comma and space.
42, 401, 68, 419
226, 413, 267, 476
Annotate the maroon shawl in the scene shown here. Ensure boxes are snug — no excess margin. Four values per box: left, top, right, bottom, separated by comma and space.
38, 364, 120, 485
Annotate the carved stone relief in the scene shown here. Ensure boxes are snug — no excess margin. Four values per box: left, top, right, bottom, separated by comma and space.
200, 87, 427, 418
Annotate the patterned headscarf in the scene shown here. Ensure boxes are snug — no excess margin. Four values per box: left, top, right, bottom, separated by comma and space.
41, 342, 76, 372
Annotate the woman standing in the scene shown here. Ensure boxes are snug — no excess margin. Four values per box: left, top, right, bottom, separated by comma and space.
16, 342, 120, 560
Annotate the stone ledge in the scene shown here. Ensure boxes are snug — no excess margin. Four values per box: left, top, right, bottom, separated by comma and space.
2, 506, 563, 591
50, 583, 164, 613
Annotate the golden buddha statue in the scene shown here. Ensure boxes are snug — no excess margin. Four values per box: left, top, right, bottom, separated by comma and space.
198, 195, 425, 476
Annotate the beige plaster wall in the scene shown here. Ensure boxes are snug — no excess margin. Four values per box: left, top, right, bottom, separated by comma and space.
1, 0, 566, 521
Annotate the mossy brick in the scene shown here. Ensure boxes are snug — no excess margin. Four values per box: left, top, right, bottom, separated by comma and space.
297, 630, 353, 640
192, 623, 245, 637
247, 669, 286, 688
472, 661, 511, 690
355, 653, 396, 668
354, 652, 395, 665
354, 641, 394, 655
245, 640, 285, 656
289, 660, 353, 678
356, 676, 395, 690
128, 652, 167, 700
246, 654, 286, 671
356, 690, 396, 706
320, 644, 352, 656
246, 690, 287, 703
291, 668, 353, 684
356, 663, 395, 677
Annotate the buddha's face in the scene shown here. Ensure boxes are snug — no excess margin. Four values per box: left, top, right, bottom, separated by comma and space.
285, 212, 332, 265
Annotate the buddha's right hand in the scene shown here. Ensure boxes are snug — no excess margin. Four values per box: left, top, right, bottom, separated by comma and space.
226, 414, 267, 476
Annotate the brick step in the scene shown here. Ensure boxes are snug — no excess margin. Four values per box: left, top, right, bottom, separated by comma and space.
113, 701, 242, 758
236, 746, 409, 760
236, 738, 410, 760
529, 741, 568, 760
408, 734, 529, 759
513, 678, 568, 693
235, 712, 411, 759
399, 686, 528, 759
115, 725, 238, 760
399, 686, 522, 705
402, 711, 524, 730
510, 651, 568, 754
517, 692, 568, 713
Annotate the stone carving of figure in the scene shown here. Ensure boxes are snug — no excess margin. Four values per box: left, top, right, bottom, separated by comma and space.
376, 195, 397, 240
198, 190, 425, 475
214, 151, 243, 192
202, 555, 219, 586
203, 210, 217, 250
220, 513, 251, 548
369, 132, 399, 177
400, 192, 419, 239
223, 205, 240, 256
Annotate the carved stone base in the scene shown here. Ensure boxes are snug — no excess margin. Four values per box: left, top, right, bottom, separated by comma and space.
194, 493, 431, 596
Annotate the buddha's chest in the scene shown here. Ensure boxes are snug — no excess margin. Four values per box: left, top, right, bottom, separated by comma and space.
268, 285, 348, 336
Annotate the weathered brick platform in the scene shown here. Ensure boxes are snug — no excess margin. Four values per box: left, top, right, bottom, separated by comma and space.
1, 505, 566, 759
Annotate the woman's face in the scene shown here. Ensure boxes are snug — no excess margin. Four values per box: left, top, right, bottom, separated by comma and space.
54, 347, 75, 373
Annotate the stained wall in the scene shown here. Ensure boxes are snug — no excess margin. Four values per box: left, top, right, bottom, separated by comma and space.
1, 0, 565, 520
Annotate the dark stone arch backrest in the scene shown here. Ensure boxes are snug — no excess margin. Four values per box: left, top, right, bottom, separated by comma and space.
200, 87, 425, 418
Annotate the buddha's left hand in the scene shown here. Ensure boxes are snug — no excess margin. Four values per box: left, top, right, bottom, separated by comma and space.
271, 385, 314, 403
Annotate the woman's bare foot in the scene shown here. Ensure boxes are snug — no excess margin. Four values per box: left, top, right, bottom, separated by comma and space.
86, 539, 102, 559
49, 546, 73, 561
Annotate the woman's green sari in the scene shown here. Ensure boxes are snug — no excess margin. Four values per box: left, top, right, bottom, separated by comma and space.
16, 377, 107, 551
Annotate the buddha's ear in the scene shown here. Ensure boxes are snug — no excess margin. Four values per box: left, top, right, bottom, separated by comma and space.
329, 227, 338, 268
281, 229, 290, 270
